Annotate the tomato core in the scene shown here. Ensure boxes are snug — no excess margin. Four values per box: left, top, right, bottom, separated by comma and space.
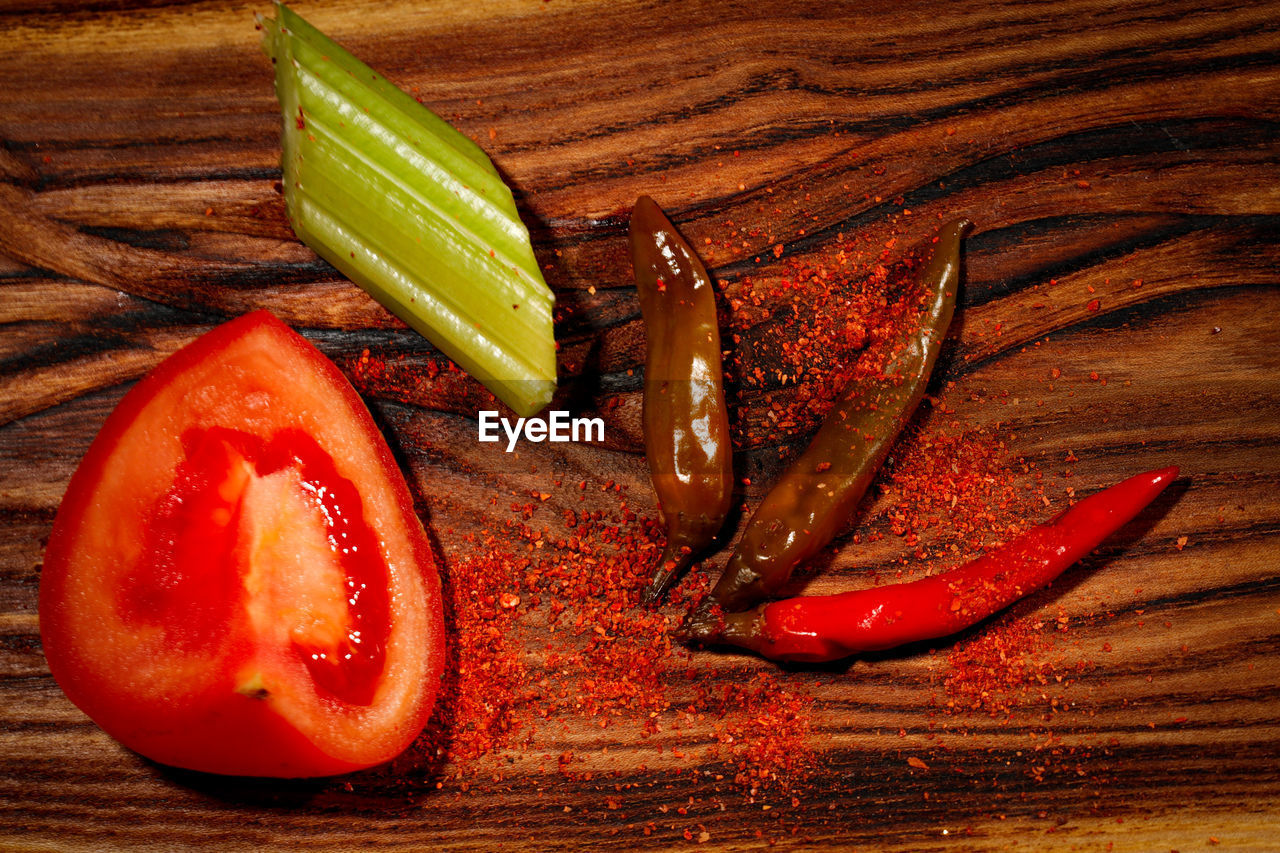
121, 426, 390, 707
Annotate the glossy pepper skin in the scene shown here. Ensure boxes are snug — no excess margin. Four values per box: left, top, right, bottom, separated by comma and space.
688, 219, 972, 632
712, 466, 1179, 662
630, 195, 734, 605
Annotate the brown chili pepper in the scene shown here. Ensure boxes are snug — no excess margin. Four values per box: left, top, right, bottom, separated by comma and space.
630, 195, 734, 605
687, 218, 972, 637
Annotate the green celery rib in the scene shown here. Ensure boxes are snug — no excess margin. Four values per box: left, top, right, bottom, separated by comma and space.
260, 2, 556, 416
294, 109, 552, 349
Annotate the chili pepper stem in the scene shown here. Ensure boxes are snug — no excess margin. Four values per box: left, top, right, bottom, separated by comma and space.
684, 590, 732, 643
676, 602, 726, 645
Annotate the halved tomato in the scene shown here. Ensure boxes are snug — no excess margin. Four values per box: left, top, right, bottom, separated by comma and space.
39, 311, 444, 777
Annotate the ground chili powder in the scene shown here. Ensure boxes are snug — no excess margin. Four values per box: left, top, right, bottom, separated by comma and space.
348, 205, 1115, 841
407, 474, 818, 800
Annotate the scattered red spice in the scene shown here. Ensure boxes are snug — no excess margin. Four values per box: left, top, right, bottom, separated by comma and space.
336, 194, 1158, 841
876, 420, 1046, 562
417, 528, 534, 765
937, 616, 1093, 719
698, 673, 815, 796
347, 345, 508, 415
723, 221, 942, 444
405, 472, 817, 800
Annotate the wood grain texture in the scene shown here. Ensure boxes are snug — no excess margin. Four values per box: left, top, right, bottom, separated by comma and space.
2, 0, 1278, 849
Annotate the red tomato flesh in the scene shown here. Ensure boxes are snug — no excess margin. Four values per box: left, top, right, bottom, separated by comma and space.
39, 311, 444, 777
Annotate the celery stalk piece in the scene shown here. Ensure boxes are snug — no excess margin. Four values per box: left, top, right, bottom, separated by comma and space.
259, 2, 556, 416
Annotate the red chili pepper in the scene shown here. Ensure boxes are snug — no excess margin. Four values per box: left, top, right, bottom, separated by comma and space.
713, 466, 1179, 663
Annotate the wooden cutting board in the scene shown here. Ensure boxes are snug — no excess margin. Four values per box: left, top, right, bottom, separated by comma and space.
2, 0, 1278, 849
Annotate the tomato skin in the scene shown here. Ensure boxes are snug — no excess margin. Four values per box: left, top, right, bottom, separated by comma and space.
39, 311, 445, 777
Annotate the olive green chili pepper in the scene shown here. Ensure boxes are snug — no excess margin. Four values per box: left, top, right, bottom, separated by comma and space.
630, 195, 734, 606
687, 218, 972, 636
